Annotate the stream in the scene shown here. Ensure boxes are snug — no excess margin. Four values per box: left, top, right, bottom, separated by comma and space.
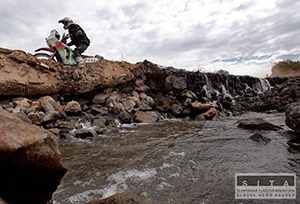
52, 112, 300, 204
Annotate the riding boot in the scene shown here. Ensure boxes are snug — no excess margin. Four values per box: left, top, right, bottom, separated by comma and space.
76, 57, 84, 66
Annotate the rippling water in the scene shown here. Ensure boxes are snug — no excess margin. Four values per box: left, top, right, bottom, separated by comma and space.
52, 112, 300, 204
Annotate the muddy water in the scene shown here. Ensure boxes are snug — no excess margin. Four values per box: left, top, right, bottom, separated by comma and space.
52, 112, 300, 204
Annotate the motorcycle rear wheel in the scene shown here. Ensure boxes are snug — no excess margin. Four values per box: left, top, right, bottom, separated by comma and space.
34, 52, 51, 59
34, 52, 56, 61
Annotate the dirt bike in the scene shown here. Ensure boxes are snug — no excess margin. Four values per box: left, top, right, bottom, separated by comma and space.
34, 29, 102, 65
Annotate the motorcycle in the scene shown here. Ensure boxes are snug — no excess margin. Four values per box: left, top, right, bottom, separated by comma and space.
34, 29, 102, 65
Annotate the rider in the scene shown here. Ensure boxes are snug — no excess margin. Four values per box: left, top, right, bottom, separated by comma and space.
58, 17, 90, 65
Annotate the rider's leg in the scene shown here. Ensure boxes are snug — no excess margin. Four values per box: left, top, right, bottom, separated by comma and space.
74, 44, 89, 64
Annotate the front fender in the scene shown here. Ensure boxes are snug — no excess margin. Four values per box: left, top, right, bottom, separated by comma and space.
34, 47, 55, 53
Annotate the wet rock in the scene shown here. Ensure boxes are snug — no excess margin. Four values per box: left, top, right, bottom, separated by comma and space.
190, 102, 213, 117
0, 109, 67, 204
238, 118, 282, 131
285, 102, 300, 133
88, 193, 151, 204
202, 107, 218, 120
64, 100, 81, 115
92, 118, 106, 128
249, 133, 271, 144
74, 129, 96, 138
171, 103, 183, 116
134, 111, 162, 123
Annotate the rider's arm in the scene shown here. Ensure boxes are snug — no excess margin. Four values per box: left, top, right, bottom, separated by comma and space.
67, 41, 74, 46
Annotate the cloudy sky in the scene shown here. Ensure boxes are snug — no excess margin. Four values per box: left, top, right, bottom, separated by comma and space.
1, 0, 300, 77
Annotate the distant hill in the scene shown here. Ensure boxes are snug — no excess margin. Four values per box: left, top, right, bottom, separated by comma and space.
271, 60, 300, 77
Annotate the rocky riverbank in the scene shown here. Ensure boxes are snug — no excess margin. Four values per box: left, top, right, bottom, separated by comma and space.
0, 47, 300, 203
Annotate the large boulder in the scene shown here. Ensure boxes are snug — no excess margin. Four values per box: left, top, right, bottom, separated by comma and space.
0, 49, 62, 96
0, 109, 67, 204
285, 102, 300, 133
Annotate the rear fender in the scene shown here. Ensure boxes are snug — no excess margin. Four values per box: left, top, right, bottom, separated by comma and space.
35, 47, 55, 53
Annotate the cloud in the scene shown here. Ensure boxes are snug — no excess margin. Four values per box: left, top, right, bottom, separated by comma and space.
1, 0, 300, 77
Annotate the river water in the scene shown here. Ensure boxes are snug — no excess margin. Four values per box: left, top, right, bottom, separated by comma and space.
52, 112, 300, 204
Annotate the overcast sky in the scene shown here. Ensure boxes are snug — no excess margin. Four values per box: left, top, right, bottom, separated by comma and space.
1, 0, 300, 77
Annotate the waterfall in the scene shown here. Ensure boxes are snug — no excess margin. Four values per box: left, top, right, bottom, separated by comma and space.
259, 78, 271, 92
254, 78, 271, 93
221, 84, 235, 105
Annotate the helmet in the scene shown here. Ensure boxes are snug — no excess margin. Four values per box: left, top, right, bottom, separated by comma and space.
58, 17, 73, 29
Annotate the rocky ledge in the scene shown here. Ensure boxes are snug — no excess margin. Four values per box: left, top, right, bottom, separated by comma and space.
0, 47, 300, 203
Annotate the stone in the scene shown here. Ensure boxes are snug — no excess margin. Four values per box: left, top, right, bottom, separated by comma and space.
12, 97, 31, 114
134, 84, 150, 92
190, 102, 213, 116
134, 111, 162, 123
165, 75, 187, 90
93, 93, 110, 104
249, 133, 271, 144
88, 193, 151, 204
238, 118, 282, 131
171, 103, 183, 116
142, 96, 155, 107
64, 100, 82, 114
27, 111, 44, 125
285, 102, 300, 133
0, 109, 67, 204
74, 129, 97, 138
122, 98, 137, 113
90, 106, 109, 115
201, 107, 218, 120
92, 118, 106, 128
181, 90, 198, 100
39, 96, 66, 118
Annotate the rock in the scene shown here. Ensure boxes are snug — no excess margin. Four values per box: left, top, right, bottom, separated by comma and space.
122, 97, 137, 113
201, 107, 218, 120
12, 97, 31, 113
181, 90, 198, 101
190, 102, 213, 116
134, 111, 162, 123
92, 118, 106, 128
93, 93, 110, 104
39, 96, 66, 118
14, 112, 32, 124
134, 84, 151, 92
74, 129, 96, 138
171, 103, 183, 116
0, 109, 67, 204
285, 102, 300, 133
64, 100, 81, 115
249, 133, 271, 144
90, 106, 109, 115
238, 118, 282, 131
88, 193, 151, 204
142, 96, 155, 107
27, 111, 44, 125
165, 75, 187, 90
